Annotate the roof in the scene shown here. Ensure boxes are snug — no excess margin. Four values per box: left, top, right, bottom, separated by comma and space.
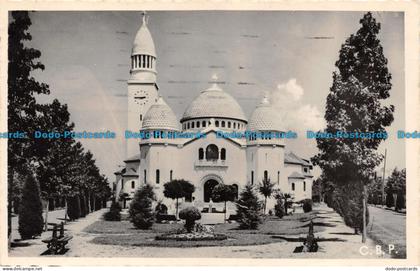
181, 83, 247, 122
248, 95, 284, 132
124, 154, 140, 163
122, 167, 139, 177
114, 167, 126, 175
288, 172, 306, 179
285, 152, 312, 166
142, 97, 179, 130
132, 15, 156, 57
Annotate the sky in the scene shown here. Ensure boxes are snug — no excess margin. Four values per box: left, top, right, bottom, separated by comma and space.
24, 11, 405, 183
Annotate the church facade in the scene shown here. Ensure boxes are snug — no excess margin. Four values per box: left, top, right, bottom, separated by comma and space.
114, 14, 314, 215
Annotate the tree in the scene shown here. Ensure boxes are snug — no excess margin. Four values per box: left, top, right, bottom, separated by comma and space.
385, 192, 394, 208
312, 12, 394, 243
367, 175, 383, 205
283, 193, 293, 215
311, 178, 323, 202
104, 201, 121, 221
18, 170, 44, 239
8, 11, 50, 246
385, 168, 406, 211
236, 185, 262, 229
212, 184, 236, 222
163, 179, 195, 219
67, 196, 81, 221
129, 184, 155, 229
258, 178, 275, 214
273, 191, 285, 218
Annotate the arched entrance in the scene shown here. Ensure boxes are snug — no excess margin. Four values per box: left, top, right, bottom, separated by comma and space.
204, 179, 219, 202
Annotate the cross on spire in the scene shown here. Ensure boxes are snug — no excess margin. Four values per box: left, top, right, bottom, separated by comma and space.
142, 11, 147, 25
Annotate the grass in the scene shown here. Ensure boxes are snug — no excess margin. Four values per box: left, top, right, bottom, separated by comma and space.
86, 211, 326, 248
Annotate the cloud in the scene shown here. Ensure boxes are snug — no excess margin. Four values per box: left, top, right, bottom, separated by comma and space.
277, 78, 304, 101
270, 78, 325, 132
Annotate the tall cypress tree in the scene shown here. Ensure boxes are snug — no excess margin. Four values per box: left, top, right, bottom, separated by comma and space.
18, 170, 44, 239
312, 12, 394, 242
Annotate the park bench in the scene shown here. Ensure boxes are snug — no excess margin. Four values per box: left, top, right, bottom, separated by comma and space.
42, 222, 73, 255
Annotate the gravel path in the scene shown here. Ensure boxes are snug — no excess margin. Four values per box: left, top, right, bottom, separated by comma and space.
9, 204, 387, 258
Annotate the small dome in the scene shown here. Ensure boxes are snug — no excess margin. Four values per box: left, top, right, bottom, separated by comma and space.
248, 95, 284, 132
132, 15, 156, 57
181, 83, 247, 122
142, 97, 178, 130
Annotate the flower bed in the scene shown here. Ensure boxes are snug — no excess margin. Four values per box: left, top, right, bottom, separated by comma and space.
155, 232, 227, 241
155, 223, 227, 241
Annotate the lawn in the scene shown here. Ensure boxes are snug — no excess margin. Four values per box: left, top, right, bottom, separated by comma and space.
85, 211, 326, 248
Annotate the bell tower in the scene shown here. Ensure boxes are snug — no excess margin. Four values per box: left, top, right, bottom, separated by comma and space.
127, 11, 159, 157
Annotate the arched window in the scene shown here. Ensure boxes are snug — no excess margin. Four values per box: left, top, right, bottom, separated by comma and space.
221, 148, 226, 160
198, 148, 204, 160
228, 122, 231, 128
170, 170, 173, 181
264, 170, 268, 181
215, 121, 219, 127
292, 183, 295, 191
251, 171, 254, 185
221, 121, 225, 127
277, 171, 280, 185
187, 123, 190, 129
232, 184, 239, 200
144, 170, 147, 184
131, 181, 135, 189
206, 144, 219, 160
303, 181, 306, 191
197, 121, 200, 128
191, 122, 195, 128
156, 169, 160, 184
202, 121, 206, 127
233, 123, 236, 129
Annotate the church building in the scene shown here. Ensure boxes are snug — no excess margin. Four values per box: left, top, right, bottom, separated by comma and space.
114, 14, 314, 216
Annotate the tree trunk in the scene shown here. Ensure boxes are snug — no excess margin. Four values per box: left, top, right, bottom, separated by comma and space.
224, 201, 227, 222
176, 198, 179, 219
44, 199, 49, 231
92, 195, 96, 211
64, 197, 68, 224
284, 198, 288, 215
362, 184, 367, 243
264, 197, 267, 214
87, 192, 91, 213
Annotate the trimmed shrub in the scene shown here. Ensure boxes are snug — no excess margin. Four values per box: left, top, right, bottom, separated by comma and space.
104, 201, 121, 221
236, 185, 262, 229
18, 173, 44, 239
129, 184, 155, 229
67, 196, 81, 221
274, 192, 285, 218
302, 199, 313, 213
179, 207, 201, 232
274, 199, 285, 218
132, 213, 153, 229
330, 182, 369, 234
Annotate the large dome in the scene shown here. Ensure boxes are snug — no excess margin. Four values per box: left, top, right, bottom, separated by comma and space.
142, 97, 178, 130
248, 95, 284, 132
181, 84, 247, 122
132, 16, 156, 57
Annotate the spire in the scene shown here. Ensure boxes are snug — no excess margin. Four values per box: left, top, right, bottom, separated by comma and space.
259, 92, 270, 106
207, 73, 222, 91
141, 11, 147, 26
